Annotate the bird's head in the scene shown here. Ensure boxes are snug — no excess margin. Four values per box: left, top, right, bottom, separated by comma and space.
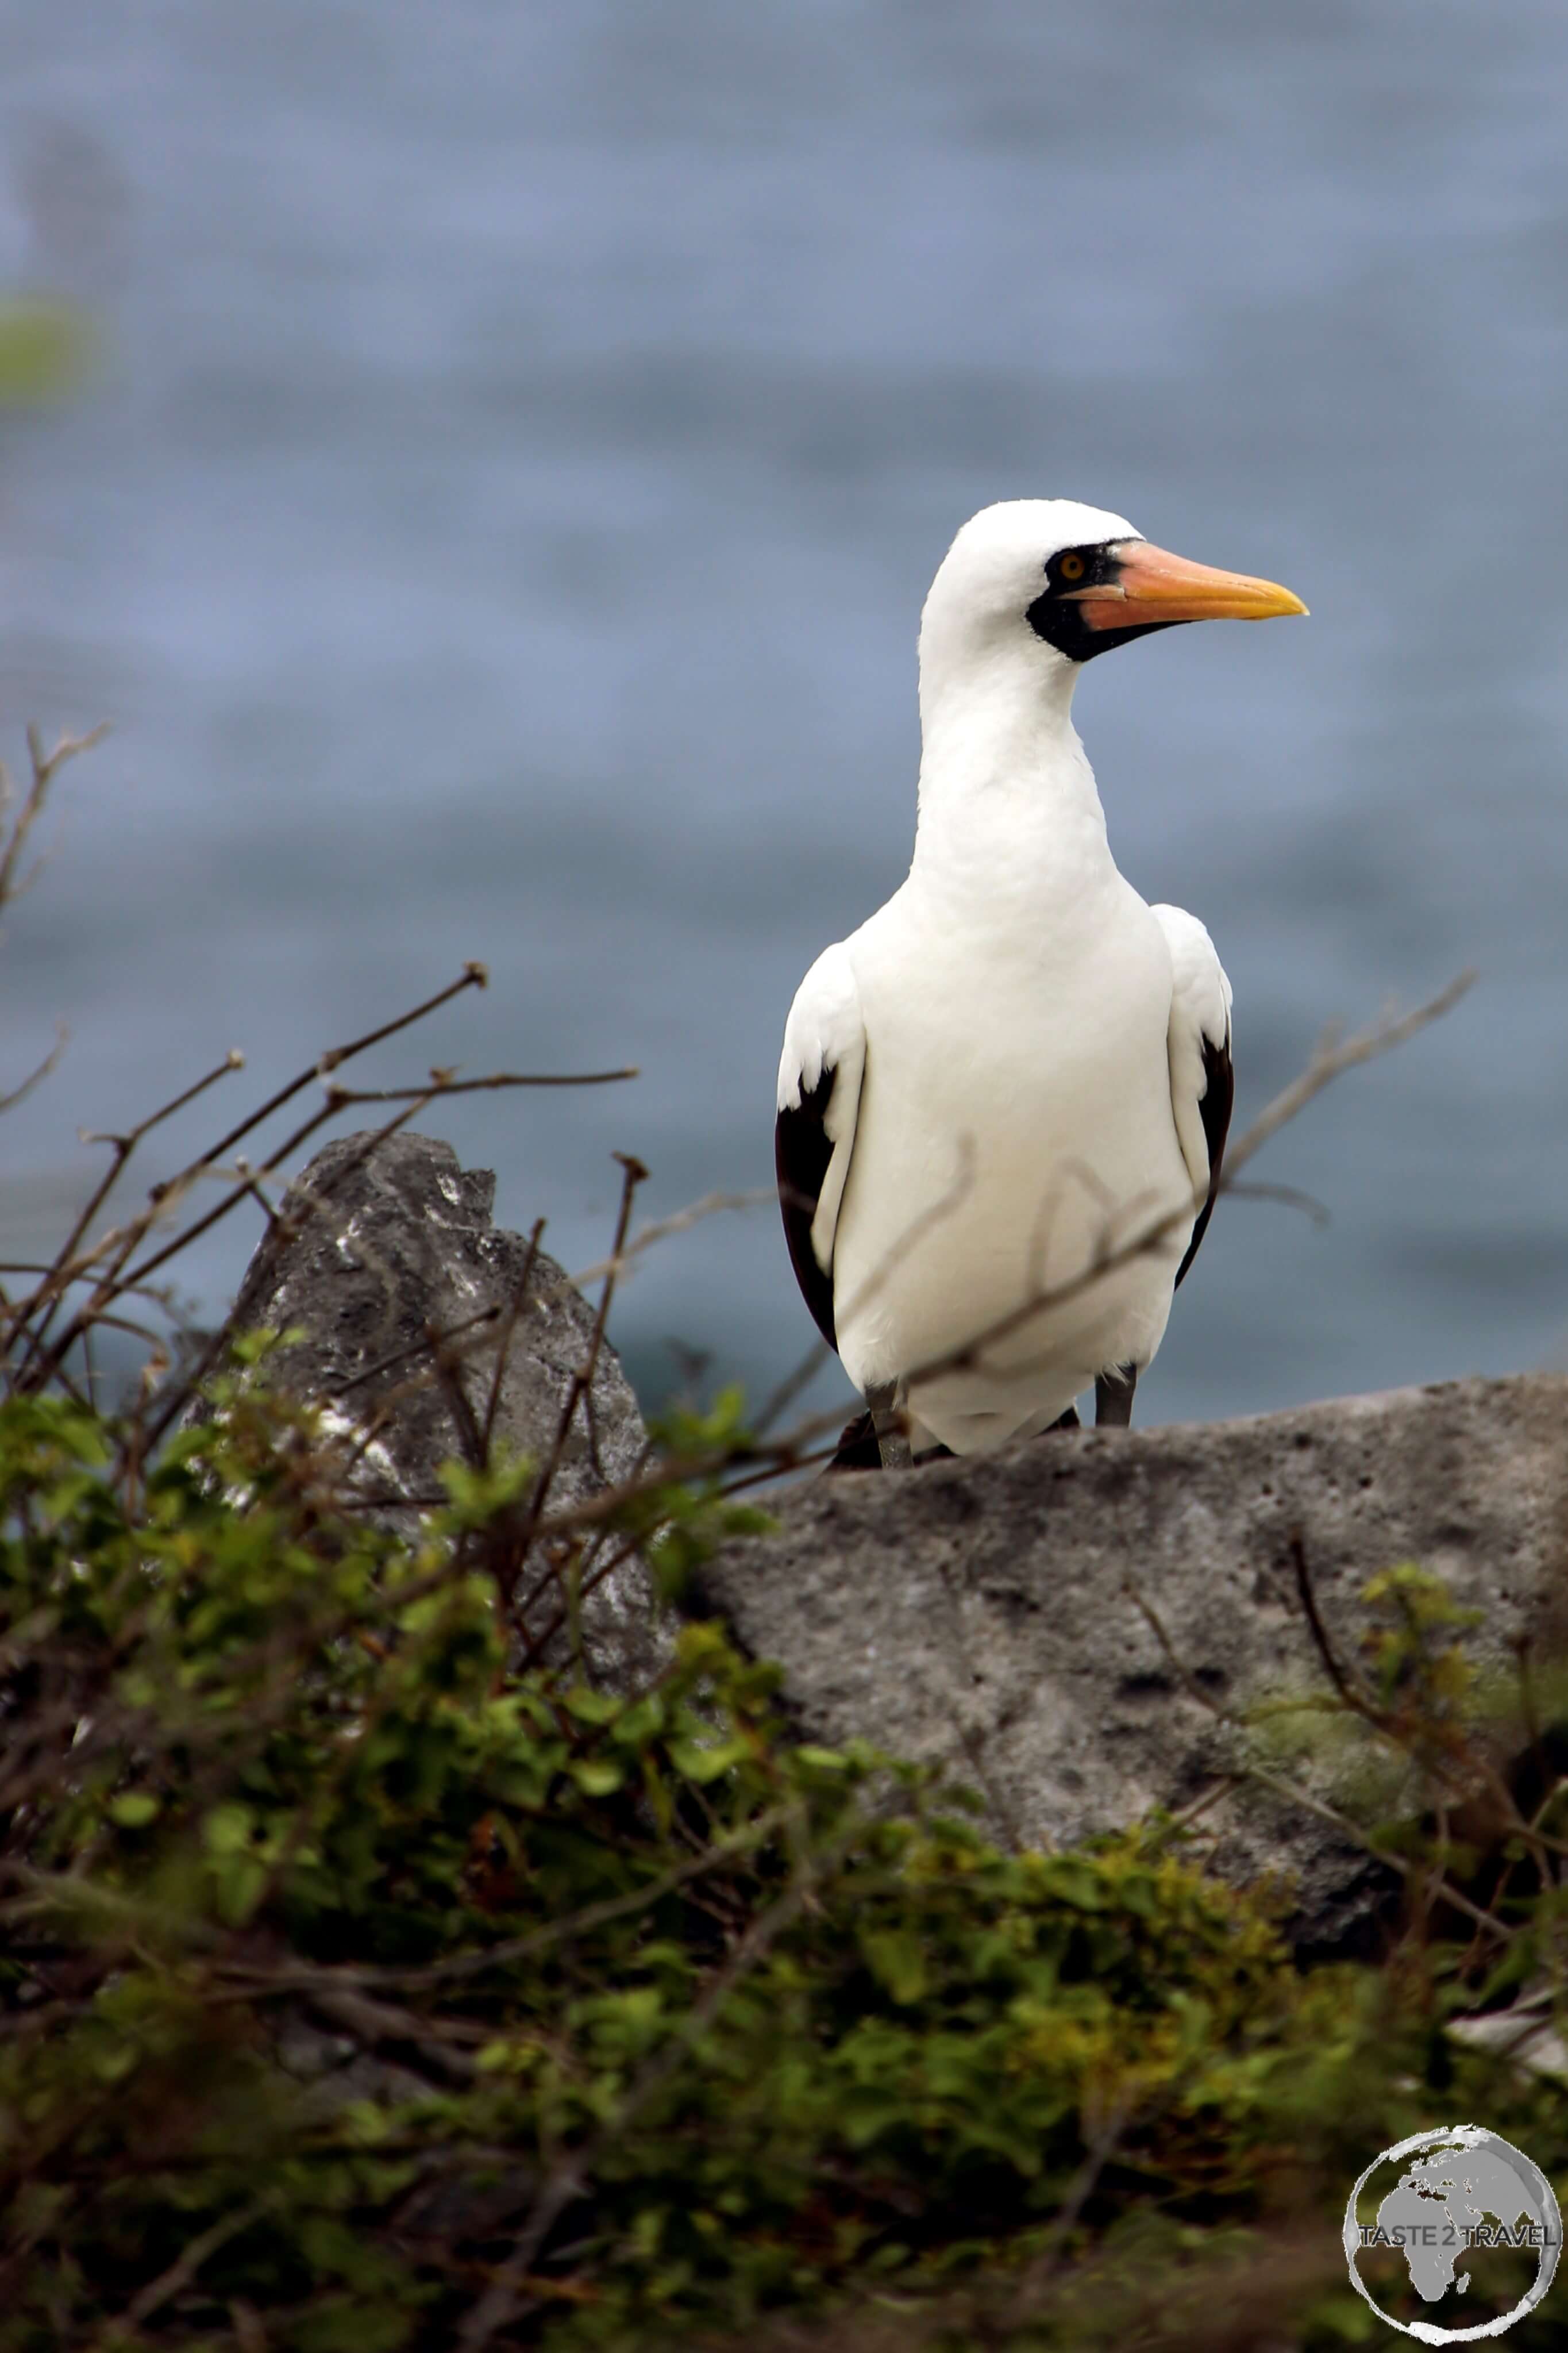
918, 498, 1306, 703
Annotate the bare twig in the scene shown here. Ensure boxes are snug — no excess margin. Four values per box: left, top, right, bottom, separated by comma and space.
482, 1218, 546, 1457
97, 2197, 268, 2343
313, 963, 491, 1079
1219, 970, 1477, 1188
0, 723, 107, 914
1120, 1572, 1516, 1945
1287, 1530, 1363, 1711
38, 966, 493, 1350
1004, 2097, 1134, 2317
754, 1335, 833, 1435
4, 1048, 247, 1371
7, 963, 520, 1389
128, 1094, 449, 1455
1223, 1178, 1331, 1226
328, 1066, 637, 1102
0, 1021, 67, 1116
514, 1154, 648, 1570
427, 1316, 489, 1471
569, 1186, 773, 1293
334, 1302, 507, 1405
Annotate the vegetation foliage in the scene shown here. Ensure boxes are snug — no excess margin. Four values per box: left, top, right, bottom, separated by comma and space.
1, 1375, 1566, 2352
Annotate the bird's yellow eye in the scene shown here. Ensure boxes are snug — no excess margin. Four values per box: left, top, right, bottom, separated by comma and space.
1058, 551, 1086, 582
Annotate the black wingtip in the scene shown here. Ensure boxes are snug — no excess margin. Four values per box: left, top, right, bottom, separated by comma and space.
776, 1066, 839, 1351
1174, 1028, 1234, 1290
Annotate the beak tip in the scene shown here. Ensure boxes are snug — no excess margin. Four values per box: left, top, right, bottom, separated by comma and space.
1253, 586, 1308, 620
1257, 583, 1308, 620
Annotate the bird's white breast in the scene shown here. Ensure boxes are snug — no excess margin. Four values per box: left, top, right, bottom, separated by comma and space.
831, 871, 1195, 1451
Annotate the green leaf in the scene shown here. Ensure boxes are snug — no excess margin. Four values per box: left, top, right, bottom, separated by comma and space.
860, 1929, 929, 2005
561, 1686, 622, 1725
668, 1736, 749, 1785
202, 1802, 256, 1856
214, 1854, 268, 1927
107, 1792, 160, 1829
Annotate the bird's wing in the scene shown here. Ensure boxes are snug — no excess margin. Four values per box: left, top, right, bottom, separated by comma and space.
775, 941, 866, 1351
1151, 903, 1233, 1289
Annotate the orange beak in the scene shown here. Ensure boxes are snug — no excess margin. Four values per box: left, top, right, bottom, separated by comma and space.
1065, 540, 1308, 629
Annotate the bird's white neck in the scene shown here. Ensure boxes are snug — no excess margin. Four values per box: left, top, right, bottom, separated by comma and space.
909, 646, 1116, 913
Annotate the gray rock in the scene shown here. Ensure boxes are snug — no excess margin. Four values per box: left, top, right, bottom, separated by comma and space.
694, 1375, 1568, 1952
224, 1131, 668, 1691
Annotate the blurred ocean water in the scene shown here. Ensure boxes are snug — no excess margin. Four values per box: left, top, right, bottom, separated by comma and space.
2, 0, 1567, 1426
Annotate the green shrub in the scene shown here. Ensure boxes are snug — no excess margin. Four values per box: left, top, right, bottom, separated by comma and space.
2, 1379, 1565, 2351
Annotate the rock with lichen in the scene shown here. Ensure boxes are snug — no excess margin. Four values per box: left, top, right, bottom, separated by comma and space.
221, 1129, 667, 1693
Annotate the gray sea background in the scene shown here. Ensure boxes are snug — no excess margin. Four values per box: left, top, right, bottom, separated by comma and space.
3, 1, 1567, 1431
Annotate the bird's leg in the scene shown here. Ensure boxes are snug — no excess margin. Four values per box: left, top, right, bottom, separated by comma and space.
1093, 1363, 1138, 1428
865, 1381, 913, 1470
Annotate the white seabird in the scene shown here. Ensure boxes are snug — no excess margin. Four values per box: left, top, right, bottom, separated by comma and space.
775, 498, 1305, 1466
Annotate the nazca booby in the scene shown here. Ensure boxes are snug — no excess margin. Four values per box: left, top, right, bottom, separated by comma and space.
775, 499, 1305, 1464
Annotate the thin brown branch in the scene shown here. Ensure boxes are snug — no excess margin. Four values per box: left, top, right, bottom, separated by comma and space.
0, 723, 107, 913
754, 1336, 833, 1435
830, 1136, 976, 1344
126, 1096, 446, 1454
1003, 2096, 1134, 2317
519, 1527, 649, 1679
514, 1154, 648, 1572
334, 1302, 506, 1403
1219, 969, 1477, 1189
0, 1021, 67, 1116
1120, 1573, 1514, 1946
33, 1078, 445, 1393
38, 966, 610, 1385
518, 1402, 856, 1543
482, 1218, 546, 1457
5, 972, 485, 1374
427, 1317, 488, 1471
1222, 1178, 1330, 1225
5, 1048, 246, 1372
1287, 1529, 1363, 1712
90, 1048, 250, 1160
328, 1066, 637, 1103
73, 964, 492, 1330
569, 1186, 773, 1293
97, 2196, 268, 2342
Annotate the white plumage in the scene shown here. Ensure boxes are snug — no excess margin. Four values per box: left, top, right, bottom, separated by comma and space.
776, 498, 1303, 1459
